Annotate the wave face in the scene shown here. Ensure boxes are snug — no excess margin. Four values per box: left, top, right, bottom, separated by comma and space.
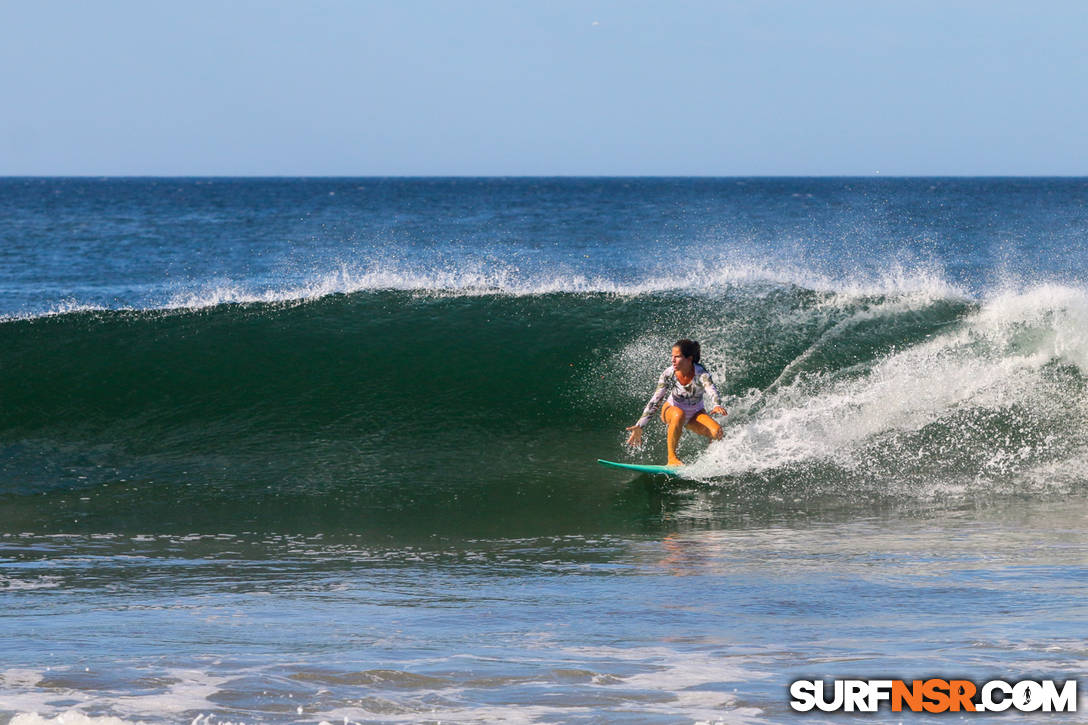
4, 177, 1088, 535
4, 280, 1088, 535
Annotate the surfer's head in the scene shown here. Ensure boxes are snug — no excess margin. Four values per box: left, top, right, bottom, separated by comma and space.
672, 339, 701, 368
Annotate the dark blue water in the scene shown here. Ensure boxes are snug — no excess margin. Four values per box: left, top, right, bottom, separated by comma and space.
4, 178, 1087, 316
1, 178, 1086, 723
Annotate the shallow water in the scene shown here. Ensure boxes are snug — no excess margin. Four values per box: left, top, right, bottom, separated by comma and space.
2, 496, 1086, 723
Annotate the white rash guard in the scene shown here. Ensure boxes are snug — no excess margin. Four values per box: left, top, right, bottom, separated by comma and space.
635, 363, 722, 428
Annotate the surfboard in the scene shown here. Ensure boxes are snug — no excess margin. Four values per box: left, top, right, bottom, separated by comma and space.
597, 459, 684, 476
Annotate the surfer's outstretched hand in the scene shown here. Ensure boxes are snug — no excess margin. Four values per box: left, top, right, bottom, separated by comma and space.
625, 425, 643, 447
711, 406, 727, 416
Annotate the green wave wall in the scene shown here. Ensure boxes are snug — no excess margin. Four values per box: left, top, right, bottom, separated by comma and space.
4, 285, 1084, 536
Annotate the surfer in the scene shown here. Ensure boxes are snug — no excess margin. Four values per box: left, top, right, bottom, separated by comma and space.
625, 339, 727, 465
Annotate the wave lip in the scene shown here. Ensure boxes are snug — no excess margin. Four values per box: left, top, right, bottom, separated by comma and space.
0, 299, 111, 323
6, 257, 966, 319
160, 259, 966, 308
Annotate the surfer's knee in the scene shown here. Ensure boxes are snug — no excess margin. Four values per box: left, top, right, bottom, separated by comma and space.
701, 416, 723, 440
664, 407, 685, 427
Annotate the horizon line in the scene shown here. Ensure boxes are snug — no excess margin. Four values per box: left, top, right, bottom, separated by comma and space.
3, 173, 1088, 180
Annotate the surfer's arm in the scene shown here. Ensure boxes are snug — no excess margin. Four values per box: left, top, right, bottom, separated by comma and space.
699, 370, 727, 415
634, 369, 672, 428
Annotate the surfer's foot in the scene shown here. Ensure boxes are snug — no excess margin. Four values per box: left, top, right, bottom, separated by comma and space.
667, 457, 684, 466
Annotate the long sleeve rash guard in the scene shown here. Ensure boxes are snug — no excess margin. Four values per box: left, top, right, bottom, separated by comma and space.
635, 363, 721, 428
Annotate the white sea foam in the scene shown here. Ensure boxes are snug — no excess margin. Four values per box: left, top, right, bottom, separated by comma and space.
1, 669, 227, 725
308, 646, 767, 724
4, 257, 963, 319
0, 299, 110, 322
8, 713, 136, 725
1, 669, 44, 688
159, 259, 961, 307
0, 575, 63, 591
686, 284, 1088, 492
2, 648, 767, 725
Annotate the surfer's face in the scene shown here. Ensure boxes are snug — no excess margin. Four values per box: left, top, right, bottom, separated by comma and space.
671, 346, 691, 370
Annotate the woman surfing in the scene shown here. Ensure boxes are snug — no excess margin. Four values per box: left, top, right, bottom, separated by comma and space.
626, 339, 727, 466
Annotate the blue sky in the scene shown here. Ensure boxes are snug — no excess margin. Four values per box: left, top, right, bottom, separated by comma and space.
2, 1, 1086, 175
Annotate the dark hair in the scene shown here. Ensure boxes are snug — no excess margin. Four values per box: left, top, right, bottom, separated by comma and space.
674, 338, 701, 365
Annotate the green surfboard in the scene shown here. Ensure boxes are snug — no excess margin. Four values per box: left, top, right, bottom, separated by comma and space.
597, 459, 684, 476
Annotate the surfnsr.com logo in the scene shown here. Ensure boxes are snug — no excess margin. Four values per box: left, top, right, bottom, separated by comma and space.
789, 678, 1078, 713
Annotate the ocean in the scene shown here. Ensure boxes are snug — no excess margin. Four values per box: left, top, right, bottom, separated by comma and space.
1, 177, 1086, 723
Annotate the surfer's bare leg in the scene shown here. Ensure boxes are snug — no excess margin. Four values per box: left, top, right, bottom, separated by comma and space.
663, 404, 686, 465
688, 412, 723, 441
684, 418, 712, 438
